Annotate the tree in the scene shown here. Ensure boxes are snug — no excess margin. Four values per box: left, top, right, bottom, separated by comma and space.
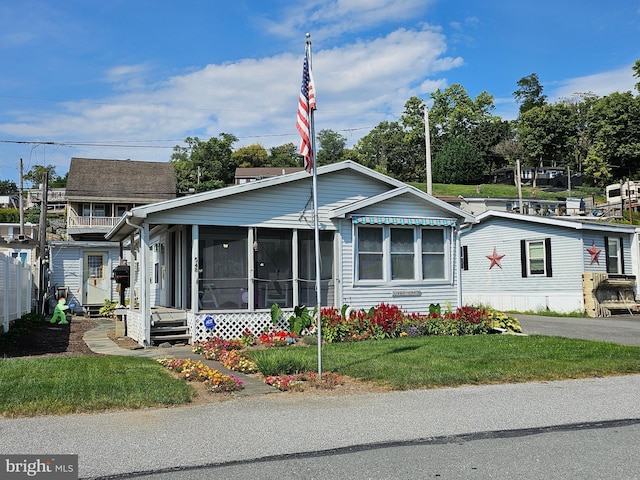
268, 143, 300, 167
517, 103, 575, 187
429, 85, 496, 142
633, 59, 640, 94
316, 129, 346, 166
0, 179, 18, 194
493, 137, 523, 185
432, 136, 484, 184
171, 134, 239, 193
50, 173, 68, 188
231, 144, 268, 168
24, 164, 56, 187
354, 121, 405, 175
586, 91, 640, 181
583, 141, 614, 187
513, 73, 547, 115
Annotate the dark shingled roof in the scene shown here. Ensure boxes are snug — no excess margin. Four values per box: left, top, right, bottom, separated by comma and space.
66, 158, 176, 202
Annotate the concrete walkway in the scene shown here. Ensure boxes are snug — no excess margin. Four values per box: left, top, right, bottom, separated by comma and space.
82, 318, 276, 396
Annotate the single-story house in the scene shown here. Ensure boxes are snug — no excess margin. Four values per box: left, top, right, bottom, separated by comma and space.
106, 161, 476, 345
460, 210, 639, 316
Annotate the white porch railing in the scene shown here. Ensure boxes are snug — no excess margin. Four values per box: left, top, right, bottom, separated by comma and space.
67, 215, 120, 229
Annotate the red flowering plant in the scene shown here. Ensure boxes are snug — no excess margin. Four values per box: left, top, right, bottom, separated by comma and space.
265, 371, 343, 391
193, 336, 244, 361
258, 330, 296, 347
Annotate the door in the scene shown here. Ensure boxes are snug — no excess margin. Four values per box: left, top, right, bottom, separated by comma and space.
84, 252, 109, 304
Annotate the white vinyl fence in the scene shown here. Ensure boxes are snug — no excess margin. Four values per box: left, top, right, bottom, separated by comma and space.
0, 255, 33, 333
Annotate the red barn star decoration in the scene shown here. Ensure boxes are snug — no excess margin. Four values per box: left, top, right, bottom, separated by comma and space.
486, 246, 505, 269
586, 242, 601, 265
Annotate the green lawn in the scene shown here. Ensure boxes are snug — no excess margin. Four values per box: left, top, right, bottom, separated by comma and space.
0, 356, 194, 417
249, 335, 640, 390
2, 334, 639, 417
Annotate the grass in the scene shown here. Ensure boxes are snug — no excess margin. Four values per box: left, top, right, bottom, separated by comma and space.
0, 356, 194, 417
409, 182, 605, 203
249, 335, 640, 390
3, 334, 640, 417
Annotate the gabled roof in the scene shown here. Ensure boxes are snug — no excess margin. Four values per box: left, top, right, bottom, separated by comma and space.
66, 158, 176, 202
106, 161, 475, 240
474, 210, 637, 234
329, 185, 476, 224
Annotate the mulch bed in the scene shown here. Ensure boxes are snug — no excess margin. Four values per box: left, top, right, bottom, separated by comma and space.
0, 316, 100, 358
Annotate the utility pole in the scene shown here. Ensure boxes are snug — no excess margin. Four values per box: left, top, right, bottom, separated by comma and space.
19, 158, 24, 236
38, 172, 49, 315
424, 105, 432, 195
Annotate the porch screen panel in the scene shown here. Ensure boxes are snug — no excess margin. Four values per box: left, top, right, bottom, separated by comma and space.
199, 227, 248, 310
255, 229, 292, 309
298, 230, 334, 306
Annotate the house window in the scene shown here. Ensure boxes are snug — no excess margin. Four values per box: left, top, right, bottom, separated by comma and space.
605, 237, 624, 274
520, 238, 552, 277
87, 255, 104, 279
391, 229, 414, 280
422, 229, 445, 279
528, 241, 545, 275
357, 227, 383, 280
355, 225, 449, 282
93, 204, 106, 217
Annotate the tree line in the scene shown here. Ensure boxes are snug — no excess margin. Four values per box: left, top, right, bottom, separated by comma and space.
3, 60, 638, 196
171, 60, 640, 193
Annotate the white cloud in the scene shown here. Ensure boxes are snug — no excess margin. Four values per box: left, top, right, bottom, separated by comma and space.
549, 65, 637, 101
264, 0, 433, 40
0, 26, 461, 160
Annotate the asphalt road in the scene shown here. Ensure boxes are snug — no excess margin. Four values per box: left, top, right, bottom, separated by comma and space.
1, 314, 639, 479
515, 313, 640, 346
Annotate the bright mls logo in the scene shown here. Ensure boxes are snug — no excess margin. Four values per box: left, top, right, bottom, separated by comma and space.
1, 455, 78, 479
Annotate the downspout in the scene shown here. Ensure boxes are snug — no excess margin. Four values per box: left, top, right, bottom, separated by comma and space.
125, 215, 150, 346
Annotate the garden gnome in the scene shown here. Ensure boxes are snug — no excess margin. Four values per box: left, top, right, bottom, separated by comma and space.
50, 298, 69, 324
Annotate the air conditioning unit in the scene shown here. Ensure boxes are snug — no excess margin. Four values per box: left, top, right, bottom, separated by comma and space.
16, 234, 27, 241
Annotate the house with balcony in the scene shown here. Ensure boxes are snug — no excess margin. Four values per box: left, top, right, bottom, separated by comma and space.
49, 158, 176, 315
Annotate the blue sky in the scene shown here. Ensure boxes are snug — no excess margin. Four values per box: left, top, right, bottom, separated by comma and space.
0, 0, 638, 185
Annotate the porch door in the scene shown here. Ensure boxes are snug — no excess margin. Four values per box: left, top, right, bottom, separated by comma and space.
84, 252, 109, 304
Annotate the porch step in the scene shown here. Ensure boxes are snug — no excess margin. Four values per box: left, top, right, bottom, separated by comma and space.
150, 309, 190, 346
83, 304, 103, 318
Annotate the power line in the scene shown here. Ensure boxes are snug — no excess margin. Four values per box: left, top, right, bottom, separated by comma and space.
0, 124, 376, 149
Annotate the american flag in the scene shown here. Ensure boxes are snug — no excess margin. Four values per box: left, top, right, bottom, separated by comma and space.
296, 52, 316, 173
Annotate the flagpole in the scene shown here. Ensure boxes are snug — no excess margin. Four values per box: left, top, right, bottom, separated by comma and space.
306, 34, 323, 377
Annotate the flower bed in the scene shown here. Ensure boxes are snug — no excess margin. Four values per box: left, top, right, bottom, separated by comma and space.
320, 304, 521, 343
156, 358, 244, 393
264, 371, 344, 391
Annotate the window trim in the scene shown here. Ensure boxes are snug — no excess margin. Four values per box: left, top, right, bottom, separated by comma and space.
354, 224, 450, 284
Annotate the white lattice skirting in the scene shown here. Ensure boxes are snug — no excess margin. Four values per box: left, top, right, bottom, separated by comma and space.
125, 310, 145, 344
189, 311, 290, 343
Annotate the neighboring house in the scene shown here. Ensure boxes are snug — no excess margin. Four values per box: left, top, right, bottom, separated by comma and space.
106, 161, 476, 346
458, 196, 594, 217
460, 210, 638, 316
49, 158, 176, 314
25, 188, 67, 211
65, 157, 176, 240
234, 167, 304, 184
